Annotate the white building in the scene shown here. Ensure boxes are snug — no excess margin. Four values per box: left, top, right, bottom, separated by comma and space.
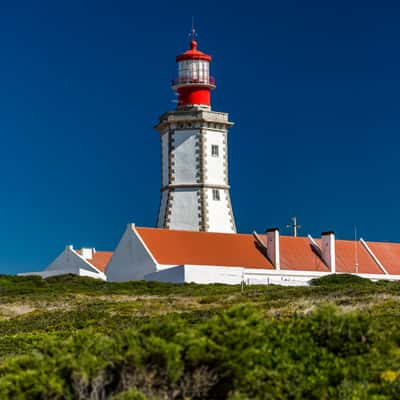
19, 246, 111, 280
106, 224, 400, 284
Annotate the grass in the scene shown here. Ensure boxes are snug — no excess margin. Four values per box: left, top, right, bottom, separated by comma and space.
0, 274, 399, 399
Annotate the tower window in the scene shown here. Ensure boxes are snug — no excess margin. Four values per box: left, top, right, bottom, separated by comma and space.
212, 189, 220, 201
211, 145, 219, 157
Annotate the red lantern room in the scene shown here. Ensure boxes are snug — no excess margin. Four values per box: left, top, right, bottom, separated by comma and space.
172, 36, 215, 109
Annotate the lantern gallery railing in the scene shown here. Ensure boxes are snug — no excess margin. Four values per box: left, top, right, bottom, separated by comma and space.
172, 76, 216, 86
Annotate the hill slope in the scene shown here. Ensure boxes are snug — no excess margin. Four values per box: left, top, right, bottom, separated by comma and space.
0, 274, 399, 399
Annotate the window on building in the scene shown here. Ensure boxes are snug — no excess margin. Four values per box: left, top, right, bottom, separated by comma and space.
212, 189, 220, 201
211, 145, 219, 157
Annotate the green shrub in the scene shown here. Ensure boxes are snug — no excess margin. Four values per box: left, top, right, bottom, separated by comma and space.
0, 274, 400, 399
0, 304, 399, 399
310, 273, 374, 286
112, 389, 151, 400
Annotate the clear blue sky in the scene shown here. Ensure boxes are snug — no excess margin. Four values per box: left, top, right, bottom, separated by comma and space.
1, 0, 400, 274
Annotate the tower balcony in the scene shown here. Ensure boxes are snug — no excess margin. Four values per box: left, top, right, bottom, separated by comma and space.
171, 76, 216, 89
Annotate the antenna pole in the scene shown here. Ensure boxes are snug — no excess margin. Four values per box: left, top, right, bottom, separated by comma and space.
354, 225, 359, 273
286, 216, 301, 237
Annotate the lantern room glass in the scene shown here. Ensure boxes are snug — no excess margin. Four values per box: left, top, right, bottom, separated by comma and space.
178, 60, 210, 84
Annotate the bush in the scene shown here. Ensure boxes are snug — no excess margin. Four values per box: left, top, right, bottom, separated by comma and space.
310, 273, 374, 286
0, 304, 399, 399
1, 274, 399, 398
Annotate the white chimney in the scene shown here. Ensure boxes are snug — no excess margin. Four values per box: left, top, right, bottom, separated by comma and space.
321, 231, 336, 273
81, 248, 93, 260
266, 228, 280, 270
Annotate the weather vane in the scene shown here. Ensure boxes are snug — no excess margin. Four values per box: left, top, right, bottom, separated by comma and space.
189, 16, 197, 41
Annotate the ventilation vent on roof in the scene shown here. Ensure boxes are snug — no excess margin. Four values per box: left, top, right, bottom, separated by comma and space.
307, 235, 321, 257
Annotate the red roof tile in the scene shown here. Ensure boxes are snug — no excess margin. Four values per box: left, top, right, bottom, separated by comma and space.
75, 250, 113, 273
365, 241, 400, 275
279, 236, 328, 271
335, 240, 383, 274
136, 227, 273, 269
135, 227, 400, 275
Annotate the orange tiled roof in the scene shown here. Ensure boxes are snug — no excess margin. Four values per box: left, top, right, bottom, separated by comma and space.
279, 236, 328, 271
75, 250, 113, 273
365, 241, 400, 275
135, 227, 400, 275
136, 227, 273, 269
335, 240, 383, 274
136, 228, 326, 271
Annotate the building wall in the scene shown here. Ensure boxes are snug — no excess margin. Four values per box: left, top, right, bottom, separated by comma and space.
18, 247, 106, 280
79, 269, 107, 280
161, 132, 169, 187
171, 129, 198, 184
185, 265, 243, 284
45, 248, 80, 274
144, 266, 185, 283
167, 188, 201, 231
106, 224, 157, 282
203, 128, 226, 185
157, 191, 168, 228
206, 188, 235, 233
46, 247, 103, 275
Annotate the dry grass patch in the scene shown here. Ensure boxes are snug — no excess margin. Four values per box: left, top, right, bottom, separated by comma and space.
0, 304, 37, 319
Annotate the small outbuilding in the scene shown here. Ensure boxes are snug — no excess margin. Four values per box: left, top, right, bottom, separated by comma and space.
19, 246, 112, 280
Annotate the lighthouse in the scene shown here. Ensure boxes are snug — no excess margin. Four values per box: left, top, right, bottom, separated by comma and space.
155, 31, 236, 233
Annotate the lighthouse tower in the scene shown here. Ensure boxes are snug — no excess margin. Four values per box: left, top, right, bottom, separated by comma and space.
155, 31, 236, 233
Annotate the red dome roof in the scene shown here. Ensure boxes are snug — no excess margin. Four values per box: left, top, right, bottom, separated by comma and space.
176, 40, 212, 62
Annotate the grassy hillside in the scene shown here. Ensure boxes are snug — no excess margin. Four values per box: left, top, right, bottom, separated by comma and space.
0, 274, 399, 399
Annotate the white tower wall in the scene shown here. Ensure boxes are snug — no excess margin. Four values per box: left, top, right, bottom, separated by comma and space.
167, 188, 201, 231
161, 133, 169, 187
155, 109, 236, 233
206, 188, 235, 233
203, 129, 227, 185
171, 129, 199, 183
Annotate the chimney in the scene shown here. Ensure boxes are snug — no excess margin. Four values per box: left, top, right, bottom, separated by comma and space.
81, 248, 93, 260
266, 228, 280, 270
321, 231, 336, 273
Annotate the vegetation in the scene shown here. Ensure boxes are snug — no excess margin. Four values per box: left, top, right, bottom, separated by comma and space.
0, 274, 399, 399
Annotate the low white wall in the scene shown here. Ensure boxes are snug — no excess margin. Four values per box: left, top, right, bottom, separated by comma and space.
18, 268, 105, 280
185, 265, 244, 284
145, 264, 400, 286
79, 269, 106, 280
144, 266, 185, 283
18, 269, 74, 278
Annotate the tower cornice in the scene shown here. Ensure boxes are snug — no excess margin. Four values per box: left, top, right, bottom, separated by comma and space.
155, 109, 234, 133
160, 183, 230, 192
